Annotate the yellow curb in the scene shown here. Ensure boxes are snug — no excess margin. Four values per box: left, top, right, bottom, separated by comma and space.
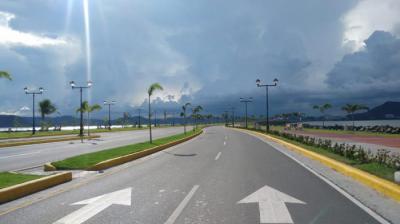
236, 128, 400, 202
44, 163, 57, 171
0, 135, 100, 148
0, 172, 72, 204
87, 130, 203, 171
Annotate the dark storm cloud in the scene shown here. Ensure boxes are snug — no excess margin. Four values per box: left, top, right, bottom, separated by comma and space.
326, 31, 400, 100
1, 0, 399, 118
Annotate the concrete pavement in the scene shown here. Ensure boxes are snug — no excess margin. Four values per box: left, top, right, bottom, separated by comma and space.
0, 126, 390, 224
0, 127, 188, 171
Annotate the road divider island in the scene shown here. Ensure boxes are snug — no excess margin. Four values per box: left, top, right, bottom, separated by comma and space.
0, 172, 72, 204
45, 129, 203, 171
0, 129, 202, 204
234, 127, 400, 202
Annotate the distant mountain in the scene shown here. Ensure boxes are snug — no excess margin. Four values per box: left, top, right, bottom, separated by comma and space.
0, 114, 209, 128
353, 101, 400, 120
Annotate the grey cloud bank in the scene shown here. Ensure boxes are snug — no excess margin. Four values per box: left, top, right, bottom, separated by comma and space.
0, 0, 399, 118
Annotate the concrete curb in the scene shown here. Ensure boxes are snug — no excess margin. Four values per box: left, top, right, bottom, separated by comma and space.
0, 172, 72, 204
87, 130, 203, 171
0, 135, 100, 148
236, 128, 400, 202
44, 163, 57, 171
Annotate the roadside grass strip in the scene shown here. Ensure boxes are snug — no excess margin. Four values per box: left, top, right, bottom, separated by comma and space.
0, 172, 43, 189
270, 125, 400, 138
52, 129, 202, 170
0, 172, 72, 204
237, 128, 400, 202
272, 135, 398, 182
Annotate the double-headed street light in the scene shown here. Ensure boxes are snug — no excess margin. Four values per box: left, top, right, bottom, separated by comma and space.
256, 78, 278, 133
104, 100, 116, 130
240, 97, 253, 129
24, 87, 44, 135
70, 80, 92, 136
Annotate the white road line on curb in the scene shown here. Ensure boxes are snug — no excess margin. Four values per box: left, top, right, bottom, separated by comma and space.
242, 131, 390, 224
164, 185, 199, 224
215, 152, 222, 161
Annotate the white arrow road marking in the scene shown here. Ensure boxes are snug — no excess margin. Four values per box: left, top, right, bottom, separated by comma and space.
238, 185, 305, 224
53, 188, 132, 224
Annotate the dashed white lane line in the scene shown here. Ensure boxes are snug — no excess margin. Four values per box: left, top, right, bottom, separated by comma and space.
223, 141, 226, 146
164, 185, 199, 224
215, 152, 222, 161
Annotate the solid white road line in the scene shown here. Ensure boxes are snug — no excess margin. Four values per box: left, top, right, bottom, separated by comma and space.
164, 185, 199, 224
244, 131, 390, 224
215, 152, 222, 161
0, 151, 41, 159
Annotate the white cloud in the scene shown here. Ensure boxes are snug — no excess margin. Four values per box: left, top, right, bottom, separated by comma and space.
0, 11, 67, 47
342, 0, 400, 52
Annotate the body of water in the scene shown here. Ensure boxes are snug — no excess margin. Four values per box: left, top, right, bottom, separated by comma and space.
0, 124, 149, 132
303, 120, 400, 127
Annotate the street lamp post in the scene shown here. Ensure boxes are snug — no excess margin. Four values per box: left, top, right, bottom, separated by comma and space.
137, 108, 142, 128
24, 87, 44, 135
70, 81, 92, 136
240, 97, 253, 129
231, 107, 235, 127
256, 78, 278, 133
224, 111, 229, 126
104, 100, 116, 130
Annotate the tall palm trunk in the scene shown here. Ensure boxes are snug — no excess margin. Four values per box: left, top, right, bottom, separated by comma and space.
87, 112, 90, 136
184, 113, 186, 135
148, 95, 152, 143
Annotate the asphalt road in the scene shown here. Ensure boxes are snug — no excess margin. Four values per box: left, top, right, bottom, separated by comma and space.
0, 127, 188, 171
0, 126, 385, 224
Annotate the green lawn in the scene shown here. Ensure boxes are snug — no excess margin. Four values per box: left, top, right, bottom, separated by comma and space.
270, 125, 400, 138
250, 129, 397, 183
0, 172, 44, 189
52, 129, 201, 170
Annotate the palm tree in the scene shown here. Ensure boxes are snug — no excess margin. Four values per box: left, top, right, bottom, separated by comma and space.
341, 104, 369, 129
39, 99, 57, 131
191, 105, 203, 130
0, 71, 12, 80
312, 103, 332, 128
77, 101, 102, 136
180, 102, 191, 134
147, 83, 163, 143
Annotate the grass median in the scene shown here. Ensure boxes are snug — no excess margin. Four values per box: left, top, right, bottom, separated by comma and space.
0, 172, 44, 189
52, 129, 201, 170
